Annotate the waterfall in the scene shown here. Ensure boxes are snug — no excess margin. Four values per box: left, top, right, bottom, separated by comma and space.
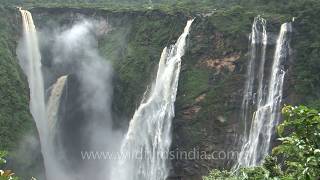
18, 8, 46, 141
17, 8, 68, 180
18, 7, 49, 173
235, 21, 292, 168
112, 19, 194, 180
47, 75, 68, 135
51, 20, 119, 179
240, 16, 267, 140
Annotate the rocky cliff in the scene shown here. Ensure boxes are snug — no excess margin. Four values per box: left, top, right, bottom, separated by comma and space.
1, 1, 320, 179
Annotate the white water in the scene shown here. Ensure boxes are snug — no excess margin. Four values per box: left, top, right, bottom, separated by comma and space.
18, 9, 47, 145
47, 75, 68, 135
240, 16, 267, 140
18, 7, 49, 174
17, 8, 69, 180
236, 22, 292, 167
18, 12, 120, 179
51, 20, 122, 180
112, 19, 194, 180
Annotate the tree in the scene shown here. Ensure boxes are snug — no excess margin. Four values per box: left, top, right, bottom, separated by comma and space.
203, 105, 320, 180
273, 105, 320, 179
0, 151, 18, 180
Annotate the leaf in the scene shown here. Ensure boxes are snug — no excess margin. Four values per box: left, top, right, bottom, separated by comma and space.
277, 124, 284, 137
0, 151, 7, 165
305, 173, 311, 180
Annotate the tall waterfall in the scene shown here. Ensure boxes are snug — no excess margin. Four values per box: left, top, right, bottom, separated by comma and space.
241, 16, 267, 140
17, 8, 68, 180
18, 8, 46, 141
112, 19, 194, 180
236, 21, 292, 168
18, 7, 49, 173
47, 75, 68, 135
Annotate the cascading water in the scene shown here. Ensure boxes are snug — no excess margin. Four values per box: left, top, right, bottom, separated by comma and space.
240, 16, 267, 140
18, 8, 47, 145
51, 20, 120, 180
47, 75, 68, 134
260, 22, 292, 158
236, 21, 292, 168
18, 7, 49, 174
112, 19, 194, 180
17, 8, 68, 180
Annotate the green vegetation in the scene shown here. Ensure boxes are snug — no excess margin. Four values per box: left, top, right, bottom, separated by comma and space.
0, 6, 34, 151
274, 105, 320, 178
291, 1, 320, 104
0, 151, 37, 180
203, 167, 273, 180
179, 68, 209, 105
0, 151, 18, 180
0, 6, 42, 179
0, 0, 316, 16
0, 0, 319, 179
203, 105, 320, 180
114, 15, 184, 115
100, 13, 186, 116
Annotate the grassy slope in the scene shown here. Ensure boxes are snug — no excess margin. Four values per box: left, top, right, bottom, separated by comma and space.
0, 6, 34, 150
0, 6, 44, 179
105, 13, 187, 117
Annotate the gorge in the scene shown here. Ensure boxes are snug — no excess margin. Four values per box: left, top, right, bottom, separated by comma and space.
0, 1, 319, 180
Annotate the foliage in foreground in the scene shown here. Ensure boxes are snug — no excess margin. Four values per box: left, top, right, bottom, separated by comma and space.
0, 151, 18, 180
203, 105, 320, 180
0, 151, 36, 180
275, 105, 320, 179
0, 151, 37, 180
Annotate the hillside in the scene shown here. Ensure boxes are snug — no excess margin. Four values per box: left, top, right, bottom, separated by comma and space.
0, 0, 319, 179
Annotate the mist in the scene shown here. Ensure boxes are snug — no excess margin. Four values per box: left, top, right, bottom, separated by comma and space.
16, 18, 124, 180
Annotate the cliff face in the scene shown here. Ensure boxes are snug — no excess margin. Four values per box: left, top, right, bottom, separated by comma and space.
170, 12, 284, 179
0, 7, 44, 179
1, 2, 320, 179
28, 8, 283, 179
